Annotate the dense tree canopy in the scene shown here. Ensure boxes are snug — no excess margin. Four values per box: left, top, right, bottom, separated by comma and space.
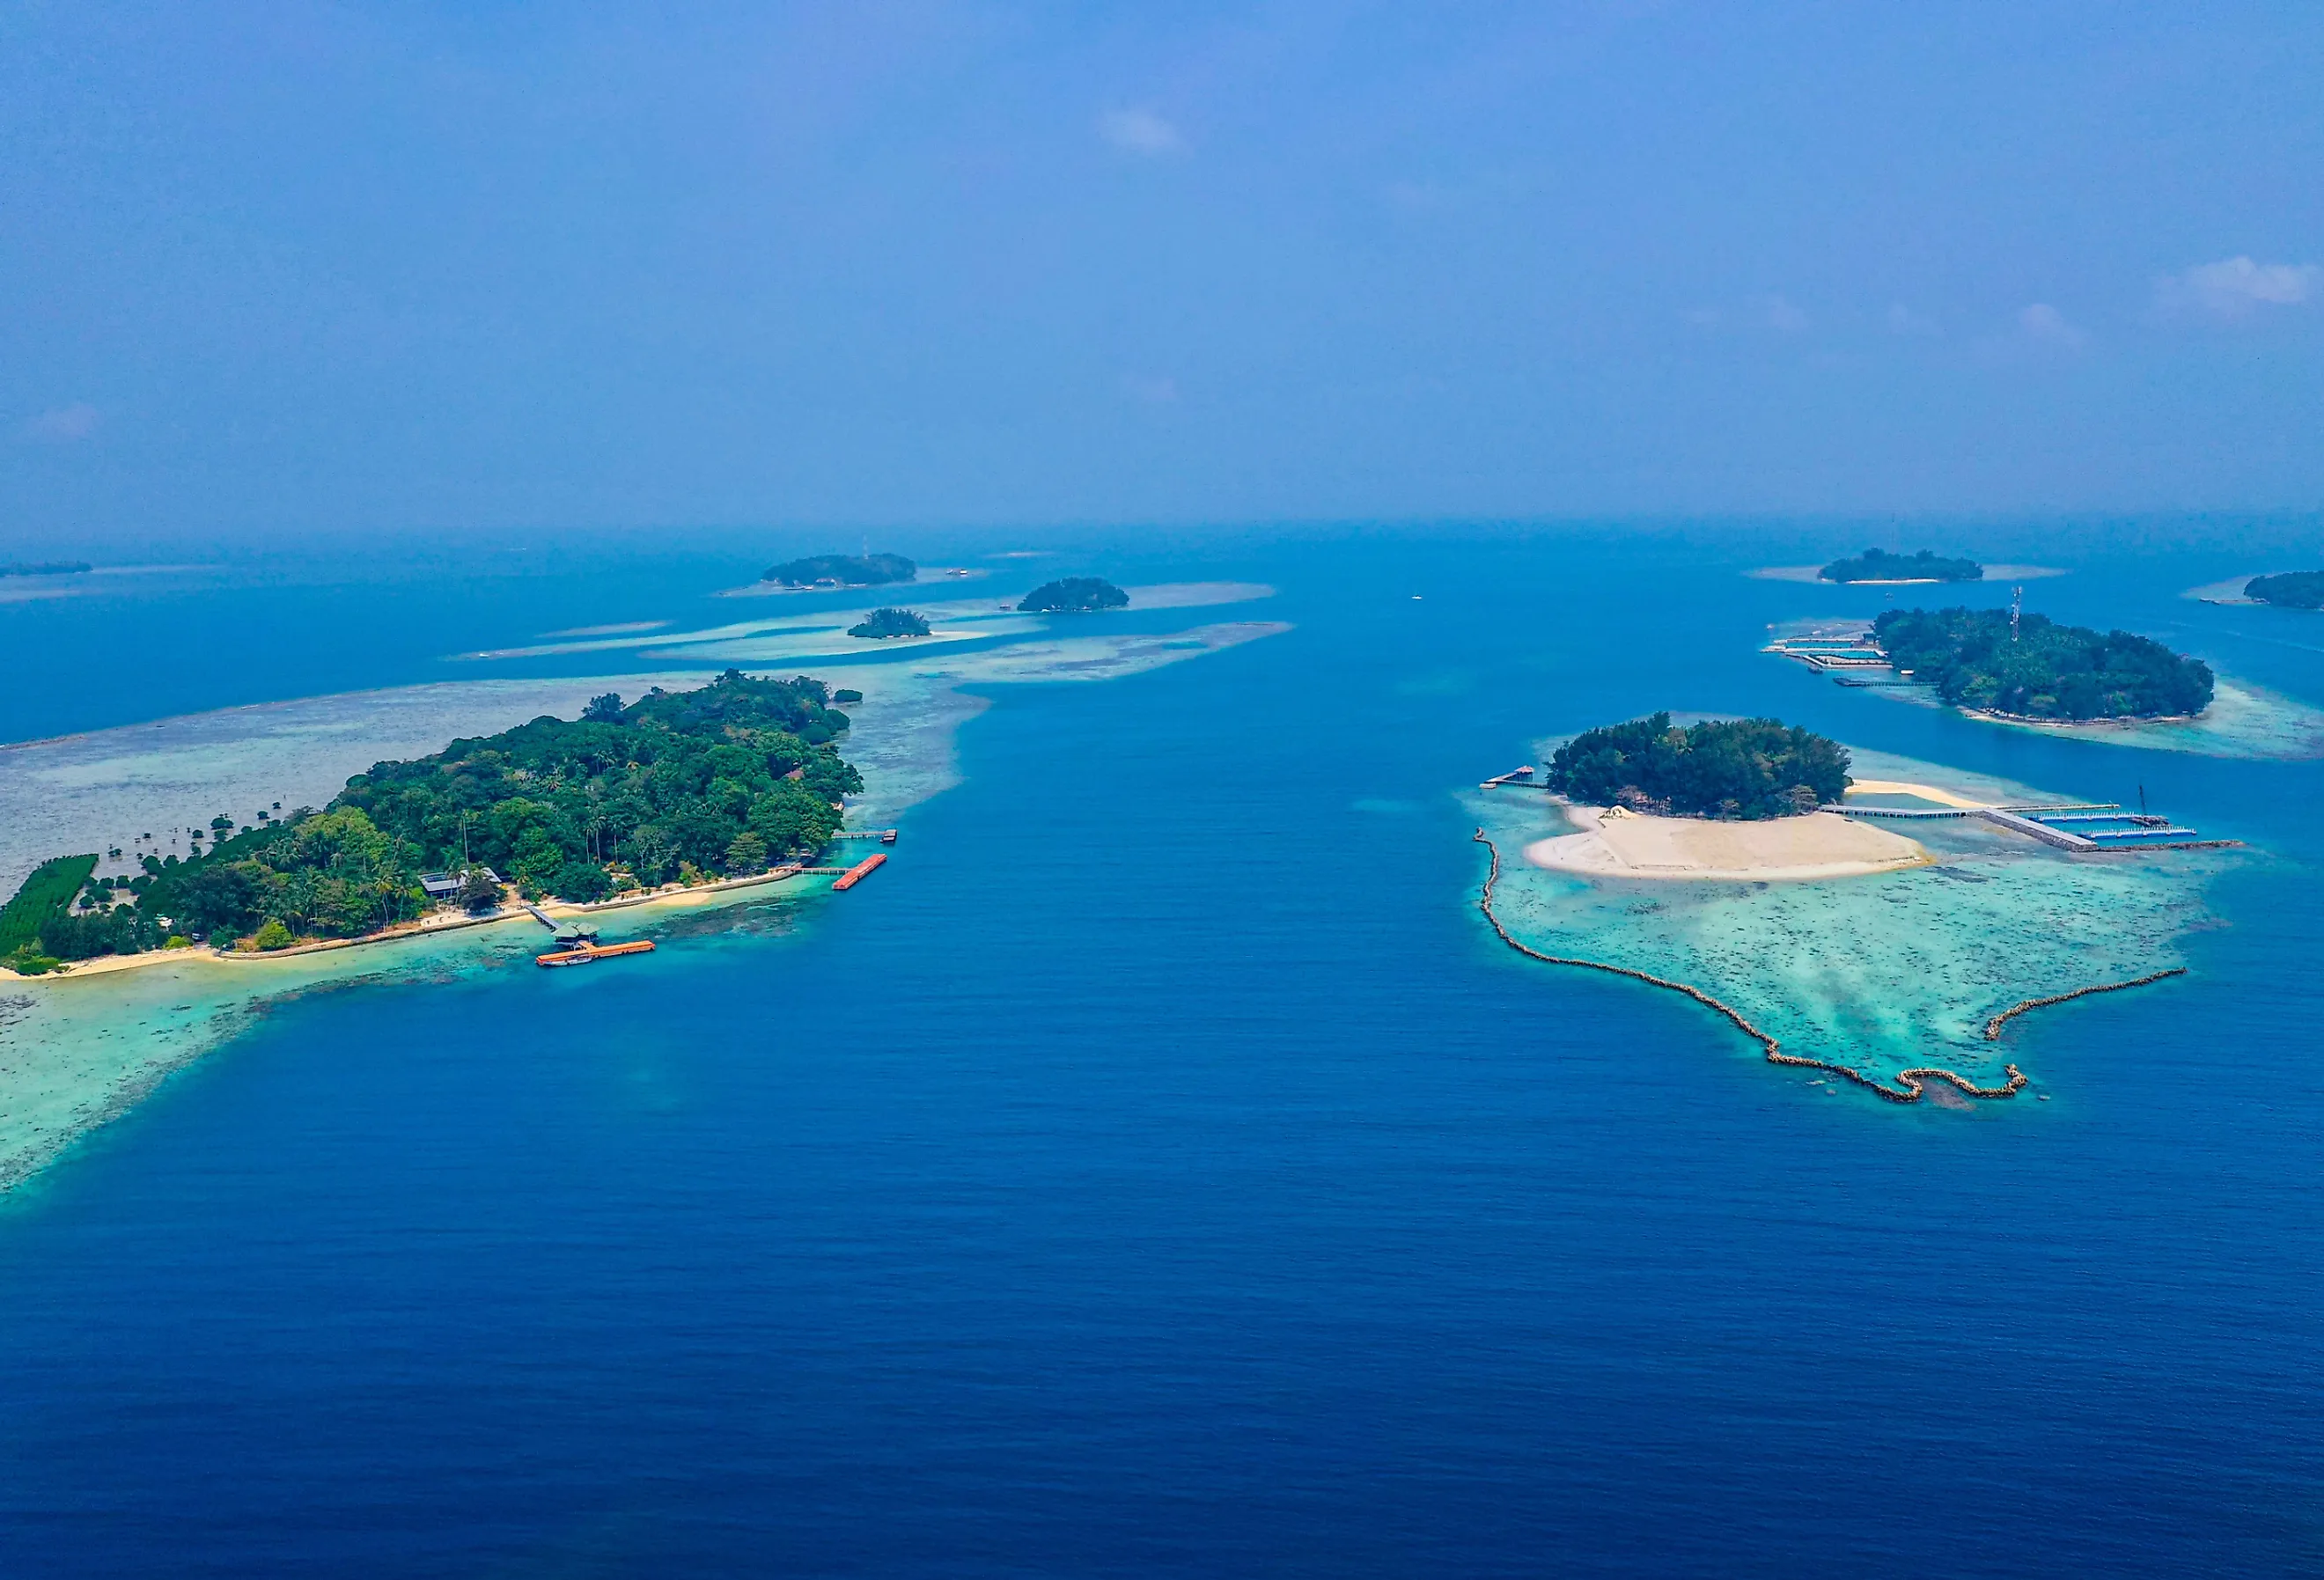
1544, 713, 1852, 819
1872, 606, 2213, 720
1018, 577, 1129, 613
9, 670, 865, 966
848, 607, 930, 638
1819, 548, 1982, 583
765, 553, 915, 587
2246, 571, 2324, 610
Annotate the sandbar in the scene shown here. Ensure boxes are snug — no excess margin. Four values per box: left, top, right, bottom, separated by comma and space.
1523, 804, 1930, 881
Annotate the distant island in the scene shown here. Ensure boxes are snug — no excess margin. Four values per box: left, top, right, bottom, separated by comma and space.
1872, 606, 2213, 720
2246, 571, 2324, 610
1018, 577, 1128, 614
765, 552, 916, 589
1820, 548, 1982, 584
1545, 713, 1851, 819
2, 671, 862, 973
848, 606, 930, 639
0, 561, 92, 577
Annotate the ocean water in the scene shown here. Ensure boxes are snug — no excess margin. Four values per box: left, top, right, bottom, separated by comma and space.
2, 530, 2320, 1576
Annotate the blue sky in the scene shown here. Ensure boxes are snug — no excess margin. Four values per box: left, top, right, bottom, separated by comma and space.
4, 2, 2320, 539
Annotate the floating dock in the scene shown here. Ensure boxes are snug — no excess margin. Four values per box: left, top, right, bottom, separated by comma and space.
537, 937, 656, 968
831, 852, 887, 890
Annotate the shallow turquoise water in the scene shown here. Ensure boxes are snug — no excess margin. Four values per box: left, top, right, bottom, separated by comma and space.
1, 530, 2320, 1576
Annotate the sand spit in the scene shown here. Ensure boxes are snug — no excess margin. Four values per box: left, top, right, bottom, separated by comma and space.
1523, 804, 1930, 882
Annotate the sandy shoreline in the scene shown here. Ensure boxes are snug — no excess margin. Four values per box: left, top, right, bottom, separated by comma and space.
1522, 803, 1931, 881
8, 866, 842, 983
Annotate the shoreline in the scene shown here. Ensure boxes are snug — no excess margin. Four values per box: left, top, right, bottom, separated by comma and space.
8, 864, 840, 982
1520, 800, 1930, 883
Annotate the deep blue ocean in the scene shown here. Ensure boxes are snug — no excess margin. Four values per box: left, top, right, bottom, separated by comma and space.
3, 527, 2320, 1576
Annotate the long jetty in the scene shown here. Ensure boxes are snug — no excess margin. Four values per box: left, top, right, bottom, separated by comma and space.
1472, 831, 2024, 1105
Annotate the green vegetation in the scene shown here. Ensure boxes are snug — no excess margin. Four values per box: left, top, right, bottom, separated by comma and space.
1018, 577, 1128, 613
1, 855, 99, 972
1872, 606, 2214, 720
2246, 571, 2324, 610
1545, 714, 1851, 819
765, 552, 916, 588
848, 606, 930, 639
0, 561, 92, 577
10, 670, 864, 965
832, 688, 864, 703
1819, 548, 1982, 584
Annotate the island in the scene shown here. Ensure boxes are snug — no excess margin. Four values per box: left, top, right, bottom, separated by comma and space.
1525, 714, 1925, 881
847, 606, 930, 639
764, 553, 916, 589
1819, 548, 1982, 584
1545, 713, 1852, 819
1, 670, 863, 971
2245, 571, 2324, 610
1872, 606, 2213, 720
1018, 577, 1129, 614
1, 561, 92, 577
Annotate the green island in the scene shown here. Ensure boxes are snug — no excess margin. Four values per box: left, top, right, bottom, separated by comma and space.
1, 560, 92, 577
1819, 548, 1982, 584
764, 552, 916, 588
1872, 606, 2213, 721
2245, 571, 2324, 610
847, 606, 930, 639
1018, 577, 1128, 614
1, 670, 863, 972
1544, 713, 1851, 819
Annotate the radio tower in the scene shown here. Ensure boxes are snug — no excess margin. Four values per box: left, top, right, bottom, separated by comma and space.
2010, 584, 2023, 643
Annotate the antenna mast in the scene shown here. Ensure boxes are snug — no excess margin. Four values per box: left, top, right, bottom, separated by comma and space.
2010, 584, 2023, 643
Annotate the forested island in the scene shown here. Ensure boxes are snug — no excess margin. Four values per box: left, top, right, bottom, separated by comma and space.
2246, 571, 2324, 610
2, 671, 863, 973
1544, 714, 1851, 819
1018, 577, 1128, 613
764, 553, 916, 588
848, 606, 930, 639
1872, 607, 2213, 720
1820, 548, 1982, 584
1, 561, 92, 577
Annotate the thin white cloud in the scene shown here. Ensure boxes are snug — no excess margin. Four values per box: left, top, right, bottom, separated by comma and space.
1886, 303, 1939, 337
1763, 296, 1808, 334
2153, 255, 2320, 321
1098, 108, 1185, 157
2019, 304, 2086, 349
23, 401, 98, 443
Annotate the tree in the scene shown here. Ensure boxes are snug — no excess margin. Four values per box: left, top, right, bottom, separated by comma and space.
551, 860, 612, 902
458, 869, 503, 912
583, 692, 625, 722
724, 832, 769, 875
250, 920, 295, 951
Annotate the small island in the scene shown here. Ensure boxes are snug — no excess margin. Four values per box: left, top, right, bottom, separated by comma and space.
1525, 714, 1929, 881
847, 606, 930, 640
1546, 713, 1852, 819
1872, 606, 2213, 721
2, 671, 864, 972
1, 561, 92, 577
764, 552, 916, 589
1820, 548, 1982, 584
1018, 577, 1129, 614
2246, 571, 2324, 611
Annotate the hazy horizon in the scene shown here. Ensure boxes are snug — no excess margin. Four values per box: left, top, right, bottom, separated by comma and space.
4, 4, 2320, 543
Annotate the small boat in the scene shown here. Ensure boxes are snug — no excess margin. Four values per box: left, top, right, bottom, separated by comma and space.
536, 937, 657, 968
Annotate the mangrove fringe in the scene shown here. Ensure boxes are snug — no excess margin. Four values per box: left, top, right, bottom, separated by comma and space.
1470, 829, 2024, 1105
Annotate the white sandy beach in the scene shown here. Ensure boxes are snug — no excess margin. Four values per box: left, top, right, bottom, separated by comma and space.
1523, 804, 1931, 881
